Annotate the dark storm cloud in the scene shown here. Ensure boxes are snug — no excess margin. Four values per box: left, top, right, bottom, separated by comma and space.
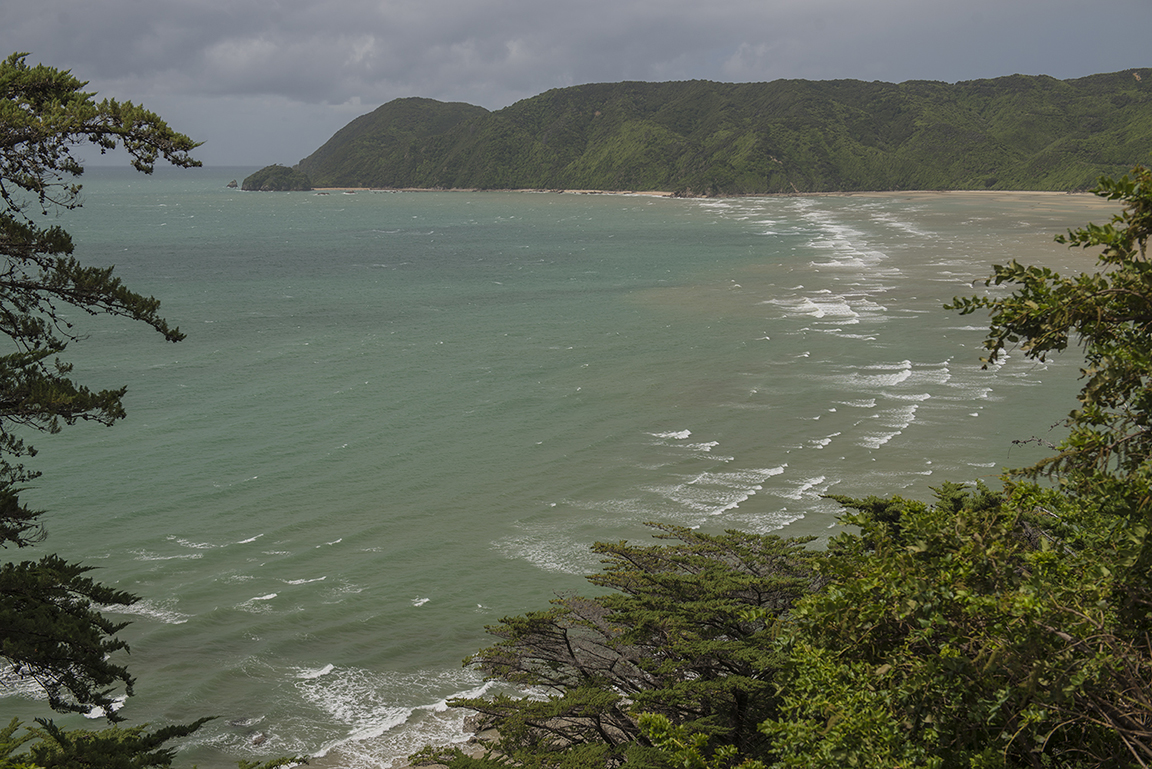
3, 0, 1149, 164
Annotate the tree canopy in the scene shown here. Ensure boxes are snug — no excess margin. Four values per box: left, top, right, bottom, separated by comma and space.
0, 50, 199, 721
419, 169, 1152, 769
0, 53, 301, 768
950, 167, 1152, 498
412, 525, 820, 769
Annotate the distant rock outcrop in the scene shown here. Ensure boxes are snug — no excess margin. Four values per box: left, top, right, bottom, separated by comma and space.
226, 179, 238, 188
242, 165, 313, 191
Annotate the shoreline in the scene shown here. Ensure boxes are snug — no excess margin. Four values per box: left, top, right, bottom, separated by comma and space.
311, 187, 676, 197
309, 187, 1103, 201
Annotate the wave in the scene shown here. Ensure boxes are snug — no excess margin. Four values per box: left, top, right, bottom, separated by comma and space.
131, 549, 203, 561
101, 598, 192, 625
493, 529, 600, 575
289, 667, 492, 768
649, 429, 692, 440
773, 475, 833, 501
85, 695, 127, 719
168, 535, 218, 549
295, 664, 336, 680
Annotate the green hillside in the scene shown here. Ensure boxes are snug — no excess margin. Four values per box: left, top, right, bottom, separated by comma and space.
297, 71, 1152, 193
241, 163, 313, 191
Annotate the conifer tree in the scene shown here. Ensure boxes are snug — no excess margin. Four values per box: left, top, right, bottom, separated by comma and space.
0, 50, 199, 722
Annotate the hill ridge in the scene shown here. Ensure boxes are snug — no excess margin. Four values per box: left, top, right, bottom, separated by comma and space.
296, 71, 1152, 193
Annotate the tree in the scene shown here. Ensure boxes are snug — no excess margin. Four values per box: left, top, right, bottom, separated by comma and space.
0, 54, 304, 768
417, 524, 821, 769
0, 49, 198, 721
760, 482, 1150, 768
948, 167, 1152, 496
757, 173, 1152, 768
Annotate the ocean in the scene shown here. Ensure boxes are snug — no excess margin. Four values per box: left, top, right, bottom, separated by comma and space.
0, 166, 1113, 767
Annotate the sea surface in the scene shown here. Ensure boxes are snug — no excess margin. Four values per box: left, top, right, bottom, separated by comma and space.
0, 167, 1114, 767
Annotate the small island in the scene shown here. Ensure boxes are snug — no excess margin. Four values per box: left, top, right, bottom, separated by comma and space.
241, 164, 313, 191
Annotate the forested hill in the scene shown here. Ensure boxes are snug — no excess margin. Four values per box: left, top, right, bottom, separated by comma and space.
296, 71, 1152, 194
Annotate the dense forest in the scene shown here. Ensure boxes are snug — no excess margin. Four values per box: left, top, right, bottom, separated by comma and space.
292, 71, 1152, 194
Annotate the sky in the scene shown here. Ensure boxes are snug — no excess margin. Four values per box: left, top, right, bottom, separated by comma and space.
3, 0, 1150, 167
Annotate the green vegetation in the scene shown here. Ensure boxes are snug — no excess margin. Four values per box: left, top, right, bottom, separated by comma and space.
0, 53, 300, 768
414, 526, 820, 769
241, 164, 312, 191
417, 168, 1152, 768
298, 73, 1152, 194
9, 50, 1152, 769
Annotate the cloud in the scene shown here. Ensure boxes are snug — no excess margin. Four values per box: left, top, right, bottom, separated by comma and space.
2, 0, 1149, 165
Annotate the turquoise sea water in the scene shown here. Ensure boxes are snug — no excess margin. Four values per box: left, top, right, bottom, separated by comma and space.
0, 167, 1114, 767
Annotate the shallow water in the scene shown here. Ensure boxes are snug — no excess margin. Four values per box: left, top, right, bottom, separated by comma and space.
0, 168, 1113, 766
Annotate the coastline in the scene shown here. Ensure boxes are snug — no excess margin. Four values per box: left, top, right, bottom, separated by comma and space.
311, 187, 676, 197
309, 187, 1104, 202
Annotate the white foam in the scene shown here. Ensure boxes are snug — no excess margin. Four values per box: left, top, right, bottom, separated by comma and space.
809, 432, 841, 449
293, 666, 490, 767
101, 598, 191, 625
283, 576, 328, 585
169, 536, 217, 549
775, 475, 830, 501
643, 466, 786, 515
0, 665, 48, 700
85, 695, 126, 719
412, 597, 429, 607
132, 549, 203, 561
880, 391, 933, 402
847, 360, 913, 387
836, 398, 877, 408
878, 404, 920, 429
650, 429, 692, 440
236, 593, 279, 614
494, 532, 597, 574
237, 534, 265, 544
296, 664, 336, 680
870, 211, 933, 238
859, 431, 903, 449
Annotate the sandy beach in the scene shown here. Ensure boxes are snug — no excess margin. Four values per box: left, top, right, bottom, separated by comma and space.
309, 187, 1113, 205
311, 186, 676, 196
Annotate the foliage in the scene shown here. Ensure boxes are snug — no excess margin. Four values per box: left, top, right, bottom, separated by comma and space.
757, 174, 1152, 767
0, 49, 199, 720
0, 54, 302, 768
419, 167, 1152, 769
298, 71, 1152, 193
948, 167, 1152, 497
240, 165, 312, 191
0, 717, 305, 769
1, 718, 210, 769
0, 52, 196, 487
0, 555, 138, 719
431, 524, 821, 769
638, 713, 764, 769
763, 481, 1152, 768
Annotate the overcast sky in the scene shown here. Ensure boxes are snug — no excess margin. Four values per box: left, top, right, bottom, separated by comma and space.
4, 0, 1149, 167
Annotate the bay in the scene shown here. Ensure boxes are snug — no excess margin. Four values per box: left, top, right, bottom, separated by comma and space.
0, 167, 1113, 767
